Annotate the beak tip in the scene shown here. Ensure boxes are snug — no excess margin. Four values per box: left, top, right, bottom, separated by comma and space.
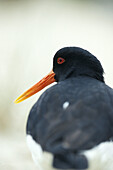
14, 99, 18, 104
14, 97, 22, 104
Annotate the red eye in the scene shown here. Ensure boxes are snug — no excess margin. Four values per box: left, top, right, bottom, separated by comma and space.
57, 57, 65, 64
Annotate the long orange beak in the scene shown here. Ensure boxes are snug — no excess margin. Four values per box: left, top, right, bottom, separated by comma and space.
14, 70, 55, 104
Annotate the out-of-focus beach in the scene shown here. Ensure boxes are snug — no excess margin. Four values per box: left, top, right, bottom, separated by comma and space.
0, 0, 113, 169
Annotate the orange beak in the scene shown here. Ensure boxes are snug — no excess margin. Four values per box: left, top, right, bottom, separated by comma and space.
14, 70, 55, 104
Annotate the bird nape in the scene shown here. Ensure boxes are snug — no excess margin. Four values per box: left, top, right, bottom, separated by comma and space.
15, 47, 113, 170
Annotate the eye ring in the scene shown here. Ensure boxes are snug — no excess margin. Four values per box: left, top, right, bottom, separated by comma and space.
57, 57, 65, 64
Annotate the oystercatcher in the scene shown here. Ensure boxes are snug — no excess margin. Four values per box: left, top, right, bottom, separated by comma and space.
15, 47, 113, 170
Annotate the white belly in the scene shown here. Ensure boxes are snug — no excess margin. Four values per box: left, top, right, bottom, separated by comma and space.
84, 141, 113, 170
26, 135, 113, 170
26, 135, 56, 170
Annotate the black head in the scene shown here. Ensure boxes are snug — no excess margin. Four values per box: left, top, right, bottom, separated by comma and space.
53, 47, 104, 82
15, 46, 105, 103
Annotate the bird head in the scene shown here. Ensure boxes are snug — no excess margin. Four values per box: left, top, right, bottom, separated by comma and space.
14, 47, 104, 103
53, 47, 104, 82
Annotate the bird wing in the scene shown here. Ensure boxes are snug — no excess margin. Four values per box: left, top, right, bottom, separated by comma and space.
44, 101, 112, 153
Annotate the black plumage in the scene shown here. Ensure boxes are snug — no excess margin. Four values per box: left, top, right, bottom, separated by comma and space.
26, 47, 113, 169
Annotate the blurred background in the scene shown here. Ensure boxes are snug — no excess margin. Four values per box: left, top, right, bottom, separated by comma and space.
0, 0, 113, 169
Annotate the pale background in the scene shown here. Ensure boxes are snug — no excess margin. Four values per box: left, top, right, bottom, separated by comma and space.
0, 0, 113, 170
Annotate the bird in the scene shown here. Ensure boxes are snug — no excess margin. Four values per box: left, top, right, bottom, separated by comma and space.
15, 47, 113, 170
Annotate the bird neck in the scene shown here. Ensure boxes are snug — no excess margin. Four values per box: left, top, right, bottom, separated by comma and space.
66, 68, 104, 83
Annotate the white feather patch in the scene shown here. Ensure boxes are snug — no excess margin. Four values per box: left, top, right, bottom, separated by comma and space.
83, 141, 113, 170
26, 135, 55, 170
63, 101, 69, 109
